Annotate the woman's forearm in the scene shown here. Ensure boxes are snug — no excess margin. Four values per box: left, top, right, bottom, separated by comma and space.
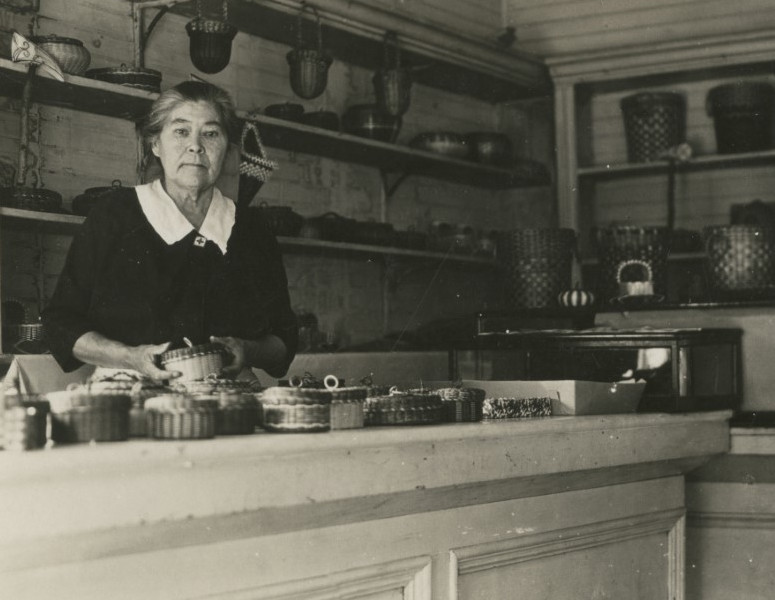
72, 331, 174, 380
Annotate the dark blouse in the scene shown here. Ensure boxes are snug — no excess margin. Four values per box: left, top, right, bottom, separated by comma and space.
42, 187, 298, 374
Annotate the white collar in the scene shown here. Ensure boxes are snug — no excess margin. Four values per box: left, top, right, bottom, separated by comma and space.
135, 179, 235, 254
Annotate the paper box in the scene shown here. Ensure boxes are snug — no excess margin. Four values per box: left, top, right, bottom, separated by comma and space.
2, 355, 94, 395
461, 379, 646, 415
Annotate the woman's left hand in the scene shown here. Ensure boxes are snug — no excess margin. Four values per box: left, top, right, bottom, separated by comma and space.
210, 335, 246, 376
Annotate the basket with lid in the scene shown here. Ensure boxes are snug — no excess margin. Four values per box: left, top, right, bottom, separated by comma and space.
160, 342, 227, 381
144, 394, 218, 440
259, 386, 331, 432
45, 384, 132, 444
199, 392, 260, 435
620, 92, 686, 163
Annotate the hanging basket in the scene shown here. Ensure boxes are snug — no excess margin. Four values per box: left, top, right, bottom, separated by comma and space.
286, 3, 332, 100
373, 31, 412, 118
186, 0, 238, 74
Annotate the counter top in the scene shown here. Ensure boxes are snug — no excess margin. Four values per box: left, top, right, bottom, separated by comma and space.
1, 411, 732, 579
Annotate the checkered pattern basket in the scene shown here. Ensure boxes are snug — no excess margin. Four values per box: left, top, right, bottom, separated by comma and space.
620, 92, 686, 163
497, 228, 576, 309
704, 225, 775, 299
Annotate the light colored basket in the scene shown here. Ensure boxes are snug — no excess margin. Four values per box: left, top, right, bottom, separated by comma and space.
31, 35, 91, 75
329, 387, 367, 430
259, 387, 331, 432
160, 343, 226, 381
144, 394, 217, 439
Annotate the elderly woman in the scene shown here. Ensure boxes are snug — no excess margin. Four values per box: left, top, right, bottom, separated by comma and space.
42, 81, 297, 380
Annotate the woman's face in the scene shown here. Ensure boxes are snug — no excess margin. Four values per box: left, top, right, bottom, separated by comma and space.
151, 100, 228, 196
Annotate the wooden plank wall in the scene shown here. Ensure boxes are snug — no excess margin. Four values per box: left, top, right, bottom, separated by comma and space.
0, 0, 551, 347
505, 0, 775, 57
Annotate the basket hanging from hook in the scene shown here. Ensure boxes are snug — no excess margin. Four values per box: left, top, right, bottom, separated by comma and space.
186, 0, 238, 74
373, 31, 412, 117
286, 2, 332, 100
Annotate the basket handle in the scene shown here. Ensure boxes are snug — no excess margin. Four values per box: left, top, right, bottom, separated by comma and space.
296, 2, 323, 52
382, 30, 401, 70
615, 259, 653, 283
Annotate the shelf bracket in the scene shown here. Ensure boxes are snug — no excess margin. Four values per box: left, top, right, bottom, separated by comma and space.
131, 0, 188, 69
380, 169, 410, 199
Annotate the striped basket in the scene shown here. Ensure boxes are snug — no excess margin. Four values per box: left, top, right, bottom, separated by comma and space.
435, 387, 486, 422
160, 343, 226, 381
2, 394, 49, 451
259, 387, 332, 432
329, 387, 368, 430
144, 394, 217, 440
46, 388, 131, 443
364, 390, 443, 426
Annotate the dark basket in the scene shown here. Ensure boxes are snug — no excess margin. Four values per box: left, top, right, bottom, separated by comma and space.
707, 82, 775, 154
594, 226, 670, 303
0, 186, 63, 212
620, 92, 686, 162
497, 228, 576, 309
85, 65, 162, 93
704, 225, 775, 300
186, 19, 238, 74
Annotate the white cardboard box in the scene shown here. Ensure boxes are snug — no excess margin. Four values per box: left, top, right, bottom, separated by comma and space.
461, 379, 646, 415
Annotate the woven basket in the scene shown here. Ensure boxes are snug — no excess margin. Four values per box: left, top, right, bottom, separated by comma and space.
482, 397, 552, 419
260, 387, 331, 432
620, 92, 686, 163
85, 64, 162, 93
707, 82, 775, 153
433, 387, 486, 422
201, 392, 260, 435
497, 228, 576, 309
144, 394, 217, 439
46, 389, 131, 443
329, 387, 367, 430
0, 186, 63, 212
364, 391, 443, 426
2, 395, 49, 451
31, 35, 91, 75
161, 343, 226, 381
594, 226, 670, 303
704, 225, 775, 299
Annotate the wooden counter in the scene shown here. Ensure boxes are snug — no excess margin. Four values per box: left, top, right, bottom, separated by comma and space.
1, 411, 731, 600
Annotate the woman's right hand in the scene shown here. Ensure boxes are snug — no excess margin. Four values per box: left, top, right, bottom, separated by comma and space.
127, 341, 180, 381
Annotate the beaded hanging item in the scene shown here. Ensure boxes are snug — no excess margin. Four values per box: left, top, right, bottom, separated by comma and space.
238, 120, 278, 206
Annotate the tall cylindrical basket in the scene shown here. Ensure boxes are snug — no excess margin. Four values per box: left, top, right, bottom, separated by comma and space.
497, 228, 576, 309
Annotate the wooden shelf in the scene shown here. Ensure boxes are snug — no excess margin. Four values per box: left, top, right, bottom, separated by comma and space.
167, 0, 550, 103
0, 59, 549, 190
0, 207, 497, 266
578, 149, 775, 181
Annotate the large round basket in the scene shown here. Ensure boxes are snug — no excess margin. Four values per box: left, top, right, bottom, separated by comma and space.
620, 92, 686, 163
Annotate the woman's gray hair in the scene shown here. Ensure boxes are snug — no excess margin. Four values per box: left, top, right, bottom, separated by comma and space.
137, 80, 238, 181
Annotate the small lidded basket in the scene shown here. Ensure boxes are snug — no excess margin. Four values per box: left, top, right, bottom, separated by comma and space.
212, 392, 260, 435
328, 386, 368, 430
144, 394, 218, 440
259, 386, 332, 433
364, 389, 443, 426
160, 342, 227, 381
2, 393, 50, 451
45, 383, 132, 444
434, 386, 486, 423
